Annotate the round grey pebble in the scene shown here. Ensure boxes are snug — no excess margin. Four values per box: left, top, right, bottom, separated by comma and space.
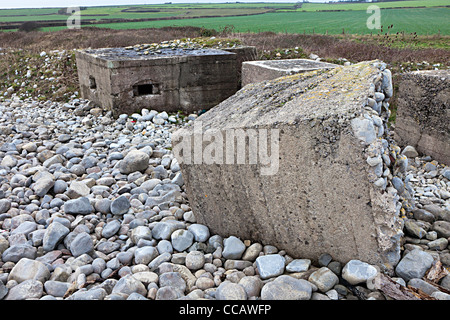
185, 251, 205, 271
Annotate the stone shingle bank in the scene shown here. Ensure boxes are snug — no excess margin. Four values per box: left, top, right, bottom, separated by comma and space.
173, 61, 410, 274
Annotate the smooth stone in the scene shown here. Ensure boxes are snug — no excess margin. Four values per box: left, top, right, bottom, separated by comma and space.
134, 246, 158, 265
308, 267, 339, 293
402, 146, 418, 158
238, 276, 263, 298
187, 224, 210, 242
131, 272, 158, 286
53, 180, 68, 194
33, 178, 55, 198
4, 279, 43, 300
10, 221, 37, 238
44, 280, 71, 297
185, 251, 205, 271
119, 150, 149, 174
222, 236, 246, 260
111, 274, 147, 298
286, 259, 311, 273
101, 220, 121, 238
64, 197, 94, 215
49, 198, 65, 209
408, 278, 439, 296
404, 220, 427, 239
224, 260, 253, 270
97, 241, 121, 254
95, 198, 112, 214
171, 229, 194, 252
216, 282, 247, 300
0, 281, 7, 299
149, 252, 172, 271
433, 221, 450, 238
43, 221, 70, 252
196, 277, 215, 290
395, 249, 434, 282
261, 275, 312, 300
2, 244, 37, 263
318, 253, 333, 267
156, 239, 173, 254
427, 238, 448, 251
0, 199, 11, 214
130, 226, 152, 244
152, 220, 185, 240
110, 195, 130, 215
412, 209, 435, 223
255, 254, 285, 279
159, 272, 186, 293
68, 288, 107, 300
81, 156, 98, 169
342, 260, 378, 285
8, 258, 51, 283
58, 134, 71, 142
127, 292, 148, 300
391, 177, 405, 194
70, 232, 94, 258
242, 243, 263, 261
67, 181, 90, 199
140, 179, 161, 191
155, 286, 184, 300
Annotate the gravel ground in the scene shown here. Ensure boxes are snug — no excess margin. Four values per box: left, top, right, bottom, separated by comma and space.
0, 96, 449, 301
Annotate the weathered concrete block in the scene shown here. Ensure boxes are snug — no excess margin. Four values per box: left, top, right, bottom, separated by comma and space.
241, 59, 337, 87
173, 61, 405, 273
394, 70, 450, 165
76, 48, 237, 117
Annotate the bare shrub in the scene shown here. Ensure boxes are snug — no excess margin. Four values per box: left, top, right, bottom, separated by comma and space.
18, 21, 39, 32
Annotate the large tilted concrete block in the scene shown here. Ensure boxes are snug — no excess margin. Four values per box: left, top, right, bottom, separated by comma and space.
75, 47, 237, 117
241, 59, 337, 87
394, 70, 450, 165
173, 61, 409, 273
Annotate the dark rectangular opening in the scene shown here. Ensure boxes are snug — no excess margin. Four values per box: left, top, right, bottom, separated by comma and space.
133, 83, 160, 96
89, 76, 97, 89
137, 84, 153, 95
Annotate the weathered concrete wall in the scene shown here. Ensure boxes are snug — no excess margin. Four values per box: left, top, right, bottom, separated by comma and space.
173, 61, 407, 273
221, 46, 258, 88
75, 51, 114, 111
241, 59, 337, 87
76, 48, 238, 117
394, 70, 450, 165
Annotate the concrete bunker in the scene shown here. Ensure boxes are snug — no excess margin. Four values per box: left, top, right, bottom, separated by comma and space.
75, 47, 243, 117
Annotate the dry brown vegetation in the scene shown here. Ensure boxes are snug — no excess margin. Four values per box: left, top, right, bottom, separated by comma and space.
0, 27, 448, 66
234, 32, 450, 66
0, 27, 205, 52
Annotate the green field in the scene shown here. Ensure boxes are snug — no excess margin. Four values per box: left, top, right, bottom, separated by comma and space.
39, 7, 449, 36
298, 0, 449, 11
1, 1, 449, 35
